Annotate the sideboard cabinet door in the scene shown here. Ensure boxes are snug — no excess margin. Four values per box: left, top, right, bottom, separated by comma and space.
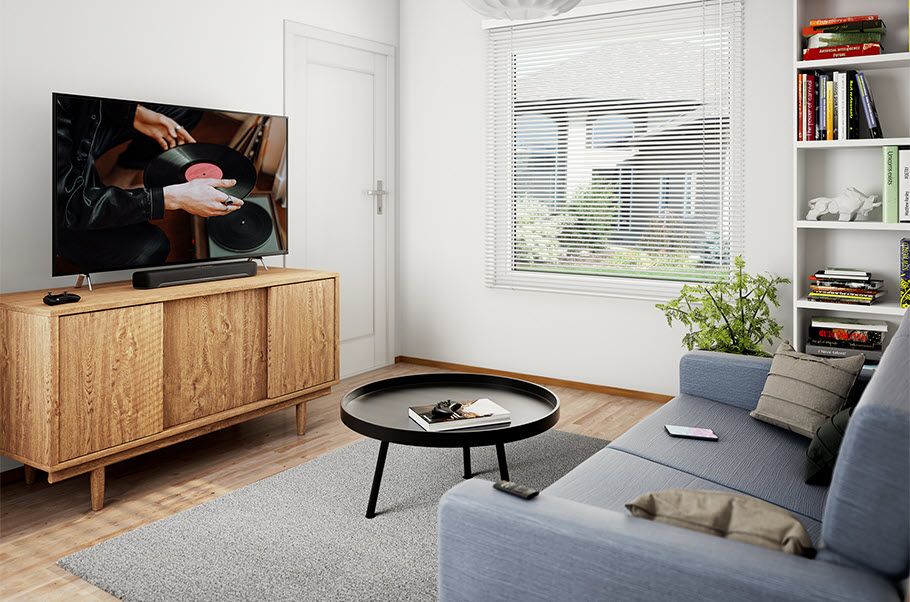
58, 304, 164, 460
268, 280, 336, 398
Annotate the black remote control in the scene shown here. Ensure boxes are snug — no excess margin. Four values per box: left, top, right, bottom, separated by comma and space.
43, 291, 81, 306
494, 480, 539, 500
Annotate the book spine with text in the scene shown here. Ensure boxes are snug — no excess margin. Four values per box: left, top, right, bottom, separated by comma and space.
809, 15, 878, 27
806, 74, 816, 141
899, 149, 910, 222
856, 71, 883, 138
802, 43, 882, 60
846, 71, 859, 139
836, 72, 846, 140
883, 146, 898, 223
901, 238, 910, 309
817, 73, 826, 140
797, 74, 803, 141
802, 20, 886, 36
825, 80, 834, 140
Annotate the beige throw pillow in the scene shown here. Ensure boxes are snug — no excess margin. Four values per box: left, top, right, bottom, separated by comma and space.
626, 489, 815, 557
749, 342, 863, 438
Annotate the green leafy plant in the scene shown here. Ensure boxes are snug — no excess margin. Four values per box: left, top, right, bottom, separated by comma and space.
656, 256, 789, 357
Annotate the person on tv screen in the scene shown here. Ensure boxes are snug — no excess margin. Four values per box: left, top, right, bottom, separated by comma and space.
54, 96, 244, 273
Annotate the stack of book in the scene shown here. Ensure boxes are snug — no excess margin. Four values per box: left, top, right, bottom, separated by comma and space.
883, 146, 910, 223
409, 398, 511, 432
806, 316, 887, 363
808, 268, 885, 306
801, 15, 885, 60
797, 70, 881, 140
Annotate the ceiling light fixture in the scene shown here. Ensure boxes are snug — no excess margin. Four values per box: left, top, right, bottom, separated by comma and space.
462, 0, 582, 20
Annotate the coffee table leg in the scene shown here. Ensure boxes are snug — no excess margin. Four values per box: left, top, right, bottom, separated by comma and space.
495, 443, 510, 481
366, 441, 389, 519
462, 447, 472, 479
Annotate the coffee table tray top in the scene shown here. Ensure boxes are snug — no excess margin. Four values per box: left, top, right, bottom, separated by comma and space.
340, 373, 559, 448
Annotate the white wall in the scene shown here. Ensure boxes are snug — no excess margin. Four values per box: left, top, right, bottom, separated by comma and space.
0, 0, 399, 469
398, 0, 794, 395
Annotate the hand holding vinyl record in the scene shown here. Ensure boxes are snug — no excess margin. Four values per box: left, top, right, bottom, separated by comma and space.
163, 178, 244, 217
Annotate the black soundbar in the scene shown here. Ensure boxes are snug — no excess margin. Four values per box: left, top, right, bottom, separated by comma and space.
132, 261, 258, 289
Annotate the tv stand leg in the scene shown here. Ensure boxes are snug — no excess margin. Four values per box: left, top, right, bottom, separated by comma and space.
23, 465, 37, 485
90, 467, 105, 511
74, 273, 93, 291
295, 401, 307, 435
251, 257, 269, 271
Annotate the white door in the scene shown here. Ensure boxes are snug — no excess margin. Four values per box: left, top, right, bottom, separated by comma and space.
284, 24, 395, 378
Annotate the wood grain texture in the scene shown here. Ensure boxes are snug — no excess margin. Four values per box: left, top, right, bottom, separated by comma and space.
268, 280, 337, 398
89, 468, 104, 511
0, 311, 56, 466
0, 268, 338, 317
163, 290, 267, 427
295, 402, 307, 436
58, 305, 164, 461
395, 356, 673, 402
0, 361, 662, 601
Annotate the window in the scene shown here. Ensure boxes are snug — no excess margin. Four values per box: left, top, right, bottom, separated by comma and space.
485, 0, 744, 299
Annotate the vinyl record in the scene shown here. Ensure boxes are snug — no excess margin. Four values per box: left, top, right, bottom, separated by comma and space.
207, 202, 273, 253
143, 143, 256, 199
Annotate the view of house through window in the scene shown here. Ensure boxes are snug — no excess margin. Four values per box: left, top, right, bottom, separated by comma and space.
486, 1, 744, 296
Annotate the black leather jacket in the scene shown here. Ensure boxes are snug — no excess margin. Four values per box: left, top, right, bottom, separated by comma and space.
55, 96, 164, 231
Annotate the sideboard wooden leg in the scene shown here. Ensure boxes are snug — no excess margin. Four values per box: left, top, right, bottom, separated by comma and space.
295, 402, 307, 436
23, 465, 37, 485
90, 467, 105, 511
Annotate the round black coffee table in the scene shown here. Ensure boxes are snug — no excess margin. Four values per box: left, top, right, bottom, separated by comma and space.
341, 373, 559, 518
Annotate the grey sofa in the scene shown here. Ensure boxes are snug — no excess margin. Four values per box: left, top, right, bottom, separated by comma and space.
438, 314, 909, 601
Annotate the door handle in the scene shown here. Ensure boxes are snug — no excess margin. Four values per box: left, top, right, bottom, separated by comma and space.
366, 180, 387, 215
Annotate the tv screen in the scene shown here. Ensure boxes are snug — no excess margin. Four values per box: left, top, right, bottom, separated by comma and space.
53, 93, 288, 276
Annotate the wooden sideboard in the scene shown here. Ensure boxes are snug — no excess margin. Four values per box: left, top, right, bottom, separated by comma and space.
0, 268, 339, 510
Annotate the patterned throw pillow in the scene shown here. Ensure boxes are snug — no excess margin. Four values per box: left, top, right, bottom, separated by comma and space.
805, 407, 852, 485
750, 342, 863, 438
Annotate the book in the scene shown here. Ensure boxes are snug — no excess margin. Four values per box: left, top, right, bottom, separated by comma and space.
856, 72, 883, 138
901, 238, 910, 309
802, 43, 882, 60
836, 72, 846, 140
818, 267, 871, 278
796, 74, 803, 141
817, 73, 826, 140
825, 79, 834, 140
900, 149, 910, 222
883, 146, 898, 223
805, 344, 882, 361
408, 398, 511, 432
807, 335, 882, 351
846, 70, 860, 139
811, 316, 888, 332
806, 73, 816, 140
806, 32, 883, 49
809, 15, 878, 27
802, 19, 886, 37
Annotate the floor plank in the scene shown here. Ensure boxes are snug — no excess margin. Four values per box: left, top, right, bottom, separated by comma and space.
0, 362, 662, 600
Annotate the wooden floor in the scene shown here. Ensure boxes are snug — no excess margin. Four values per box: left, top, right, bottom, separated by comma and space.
0, 362, 662, 600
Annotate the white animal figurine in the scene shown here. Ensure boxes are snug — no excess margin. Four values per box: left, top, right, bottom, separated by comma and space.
805, 187, 881, 222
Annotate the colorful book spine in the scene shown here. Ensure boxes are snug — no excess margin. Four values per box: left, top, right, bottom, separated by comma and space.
806, 74, 816, 141
797, 74, 803, 141
900, 149, 910, 223
856, 71, 882, 138
817, 73, 826, 140
846, 71, 859, 139
826, 79, 834, 140
901, 238, 910, 309
802, 20, 886, 36
802, 43, 882, 60
883, 146, 899, 223
836, 72, 846, 140
806, 32, 883, 49
809, 15, 879, 27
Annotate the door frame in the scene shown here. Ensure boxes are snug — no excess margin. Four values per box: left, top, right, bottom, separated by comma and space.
283, 21, 397, 376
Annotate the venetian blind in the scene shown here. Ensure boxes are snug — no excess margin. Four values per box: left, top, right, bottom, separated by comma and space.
485, 0, 745, 299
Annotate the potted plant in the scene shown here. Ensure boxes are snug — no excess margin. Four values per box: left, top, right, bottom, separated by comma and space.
656, 256, 789, 357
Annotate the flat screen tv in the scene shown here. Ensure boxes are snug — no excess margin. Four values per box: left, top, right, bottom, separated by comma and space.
53, 92, 288, 276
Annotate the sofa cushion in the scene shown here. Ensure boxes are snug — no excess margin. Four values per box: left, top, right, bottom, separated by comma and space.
609, 394, 828, 521
750, 342, 863, 438
545, 447, 822, 542
805, 406, 851, 486
626, 489, 815, 557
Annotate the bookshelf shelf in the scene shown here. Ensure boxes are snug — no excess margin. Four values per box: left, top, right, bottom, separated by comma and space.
796, 298, 907, 317
796, 137, 910, 149
796, 220, 910, 231
796, 51, 910, 72
792, 0, 910, 351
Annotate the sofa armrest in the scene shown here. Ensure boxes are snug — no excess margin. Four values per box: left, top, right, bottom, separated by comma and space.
438, 480, 898, 602
679, 350, 771, 410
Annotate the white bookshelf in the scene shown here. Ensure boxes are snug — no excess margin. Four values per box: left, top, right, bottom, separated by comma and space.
792, 0, 909, 350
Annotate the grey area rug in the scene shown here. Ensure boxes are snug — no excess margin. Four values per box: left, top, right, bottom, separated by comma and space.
59, 430, 608, 601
